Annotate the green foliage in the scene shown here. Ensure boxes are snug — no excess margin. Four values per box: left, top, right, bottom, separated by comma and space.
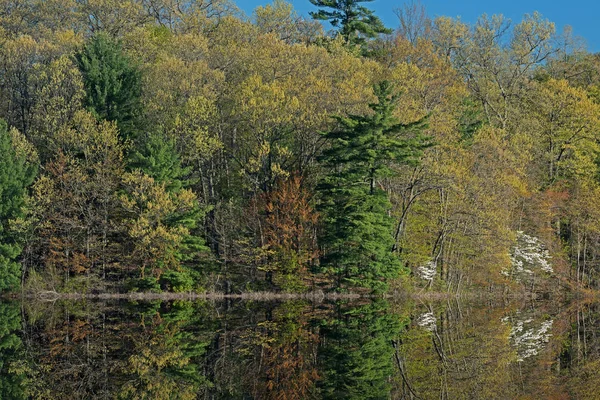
76, 32, 142, 139
120, 171, 209, 281
309, 0, 391, 47
118, 302, 212, 398
2, 1, 599, 293
458, 97, 485, 144
128, 277, 161, 292
318, 301, 404, 399
129, 130, 191, 193
0, 121, 36, 292
160, 270, 194, 292
317, 82, 430, 291
0, 302, 27, 399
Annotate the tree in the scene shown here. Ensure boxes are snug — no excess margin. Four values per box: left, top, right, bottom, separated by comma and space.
28, 111, 124, 287
250, 175, 319, 291
309, 0, 391, 47
524, 78, 600, 186
394, 0, 432, 45
317, 81, 429, 291
76, 32, 142, 139
120, 171, 208, 286
138, 0, 236, 32
254, 0, 322, 44
129, 130, 191, 193
450, 13, 557, 129
29, 55, 86, 162
318, 301, 403, 399
0, 120, 36, 291
76, 0, 147, 36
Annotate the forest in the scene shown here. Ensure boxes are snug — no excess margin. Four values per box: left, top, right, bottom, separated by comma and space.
1, 0, 599, 295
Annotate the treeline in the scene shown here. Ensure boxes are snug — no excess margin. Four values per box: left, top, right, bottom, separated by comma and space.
1, 0, 600, 293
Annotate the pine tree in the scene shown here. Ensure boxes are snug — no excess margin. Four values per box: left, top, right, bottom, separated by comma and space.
120, 129, 209, 287
0, 121, 36, 291
318, 301, 404, 399
309, 0, 392, 46
0, 302, 27, 398
76, 33, 142, 140
317, 81, 430, 291
129, 131, 191, 193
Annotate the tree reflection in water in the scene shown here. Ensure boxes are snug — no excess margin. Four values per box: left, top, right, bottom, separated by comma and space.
3, 299, 600, 399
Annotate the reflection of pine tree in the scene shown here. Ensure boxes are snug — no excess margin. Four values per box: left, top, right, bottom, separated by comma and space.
118, 302, 213, 399
318, 301, 405, 399
0, 302, 27, 399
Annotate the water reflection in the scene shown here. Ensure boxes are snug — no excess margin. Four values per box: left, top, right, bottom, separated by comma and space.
2, 298, 600, 399
0, 302, 27, 399
504, 313, 553, 362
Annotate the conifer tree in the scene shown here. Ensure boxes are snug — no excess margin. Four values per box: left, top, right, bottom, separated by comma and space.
129, 131, 191, 193
309, 0, 392, 46
318, 81, 429, 291
318, 301, 403, 399
126, 122, 209, 279
0, 302, 27, 397
0, 121, 36, 291
76, 33, 142, 139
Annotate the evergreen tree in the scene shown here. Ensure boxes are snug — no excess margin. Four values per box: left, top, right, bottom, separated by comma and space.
76, 33, 142, 139
0, 121, 36, 292
0, 302, 27, 398
129, 131, 191, 193
458, 97, 485, 144
309, 0, 392, 46
317, 81, 430, 291
318, 301, 404, 399
129, 131, 210, 290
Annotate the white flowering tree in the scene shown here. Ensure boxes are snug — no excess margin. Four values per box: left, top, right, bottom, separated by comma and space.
502, 313, 553, 362
416, 311, 437, 332
417, 260, 437, 282
503, 231, 552, 282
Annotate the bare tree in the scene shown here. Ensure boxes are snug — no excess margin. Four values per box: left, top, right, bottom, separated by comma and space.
394, 0, 432, 44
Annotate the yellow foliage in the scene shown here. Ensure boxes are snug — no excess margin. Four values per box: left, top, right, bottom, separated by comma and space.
120, 171, 197, 274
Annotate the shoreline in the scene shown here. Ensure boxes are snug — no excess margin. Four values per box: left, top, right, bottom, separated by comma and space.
1, 289, 551, 302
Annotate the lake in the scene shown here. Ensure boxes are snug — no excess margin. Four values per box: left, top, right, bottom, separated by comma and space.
0, 297, 593, 399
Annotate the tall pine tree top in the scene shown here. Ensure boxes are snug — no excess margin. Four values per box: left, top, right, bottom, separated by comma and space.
309, 0, 392, 46
76, 33, 142, 139
320, 81, 430, 189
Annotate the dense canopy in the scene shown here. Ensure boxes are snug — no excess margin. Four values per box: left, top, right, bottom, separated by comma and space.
0, 0, 597, 295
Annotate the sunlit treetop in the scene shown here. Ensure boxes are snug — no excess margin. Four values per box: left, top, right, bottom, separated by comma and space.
308, 0, 392, 46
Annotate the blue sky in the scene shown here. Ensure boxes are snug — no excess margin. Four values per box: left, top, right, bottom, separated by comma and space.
238, 0, 600, 52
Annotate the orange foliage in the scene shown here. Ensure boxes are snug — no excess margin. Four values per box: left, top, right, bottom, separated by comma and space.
47, 237, 90, 274
258, 336, 320, 400
252, 175, 319, 289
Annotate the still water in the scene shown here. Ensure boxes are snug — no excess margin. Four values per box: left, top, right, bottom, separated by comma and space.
0, 298, 593, 399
